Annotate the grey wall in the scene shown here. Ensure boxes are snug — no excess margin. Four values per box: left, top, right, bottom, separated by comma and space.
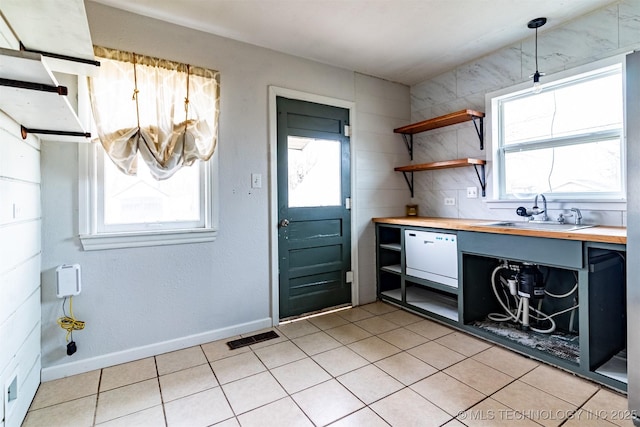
409, 0, 640, 226
40, 2, 409, 378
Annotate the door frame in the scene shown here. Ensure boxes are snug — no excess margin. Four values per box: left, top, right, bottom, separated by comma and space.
268, 86, 358, 326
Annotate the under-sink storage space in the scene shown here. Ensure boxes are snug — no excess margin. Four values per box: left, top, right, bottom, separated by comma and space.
462, 253, 581, 366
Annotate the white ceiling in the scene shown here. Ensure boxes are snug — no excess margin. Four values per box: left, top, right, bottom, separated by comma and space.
90, 0, 616, 86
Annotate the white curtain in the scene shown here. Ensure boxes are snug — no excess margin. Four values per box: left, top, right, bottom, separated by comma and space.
88, 47, 220, 180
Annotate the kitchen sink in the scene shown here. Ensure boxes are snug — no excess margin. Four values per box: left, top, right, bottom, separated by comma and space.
476, 221, 596, 231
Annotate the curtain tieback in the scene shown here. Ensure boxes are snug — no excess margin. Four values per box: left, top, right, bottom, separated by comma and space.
132, 53, 141, 130
183, 65, 191, 150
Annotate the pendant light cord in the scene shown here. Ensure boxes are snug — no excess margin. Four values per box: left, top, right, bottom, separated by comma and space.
535, 27, 539, 73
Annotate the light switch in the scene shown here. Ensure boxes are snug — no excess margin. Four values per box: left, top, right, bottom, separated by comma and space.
251, 173, 262, 188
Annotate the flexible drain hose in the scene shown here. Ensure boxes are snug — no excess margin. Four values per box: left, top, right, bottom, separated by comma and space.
488, 264, 557, 334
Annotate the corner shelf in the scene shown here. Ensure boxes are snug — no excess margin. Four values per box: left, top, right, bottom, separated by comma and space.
393, 109, 486, 198
0, 47, 91, 142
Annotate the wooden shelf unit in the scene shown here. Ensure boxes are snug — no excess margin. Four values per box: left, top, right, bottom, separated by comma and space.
395, 158, 486, 172
393, 109, 487, 197
394, 109, 484, 135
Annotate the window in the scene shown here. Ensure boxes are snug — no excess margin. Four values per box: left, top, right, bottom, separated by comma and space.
98, 145, 207, 233
79, 142, 218, 251
490, 61, 624, 201
79, 48, 219, 250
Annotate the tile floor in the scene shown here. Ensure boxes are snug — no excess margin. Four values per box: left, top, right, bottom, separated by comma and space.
23, 301, 632, 427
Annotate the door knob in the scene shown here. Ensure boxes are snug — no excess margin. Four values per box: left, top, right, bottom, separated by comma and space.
279, 219, 290, 228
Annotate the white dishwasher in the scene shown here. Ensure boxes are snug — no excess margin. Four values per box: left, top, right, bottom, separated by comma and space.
404, 229, 458, 288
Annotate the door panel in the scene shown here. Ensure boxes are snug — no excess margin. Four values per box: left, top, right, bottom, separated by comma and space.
277, 97, 351, 319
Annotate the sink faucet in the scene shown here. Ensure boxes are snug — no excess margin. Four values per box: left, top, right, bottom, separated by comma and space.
533, 194, 548, 221
515, 193, 549, 221
570, 208, 582, 225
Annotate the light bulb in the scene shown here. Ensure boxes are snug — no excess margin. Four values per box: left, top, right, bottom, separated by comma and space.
531, 71, 543, 94
532, 81, 542, 94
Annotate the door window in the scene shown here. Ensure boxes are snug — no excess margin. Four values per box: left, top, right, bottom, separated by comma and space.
288, 136, 342, 208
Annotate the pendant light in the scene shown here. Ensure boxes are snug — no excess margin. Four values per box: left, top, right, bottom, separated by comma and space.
528, 17, 547, 94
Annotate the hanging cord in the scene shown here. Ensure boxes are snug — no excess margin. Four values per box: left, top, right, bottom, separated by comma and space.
182, 64, 191, 150
535, 26, 539, 73
132, 53, 141, 130
57, 296, 85, 342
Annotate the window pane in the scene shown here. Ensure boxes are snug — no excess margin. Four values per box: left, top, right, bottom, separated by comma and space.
288, 136, 341, 208
103, 156, 201, 225
504, 139, 622, 196
502, 71, 622, 146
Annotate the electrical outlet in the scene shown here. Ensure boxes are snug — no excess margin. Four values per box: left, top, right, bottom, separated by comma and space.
444, 197, 456, 206
467, 186, 478, 198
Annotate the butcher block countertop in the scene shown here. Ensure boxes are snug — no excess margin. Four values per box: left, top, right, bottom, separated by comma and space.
372, 217, 627, 245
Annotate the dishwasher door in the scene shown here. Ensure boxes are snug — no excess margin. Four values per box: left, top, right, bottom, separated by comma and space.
405, 230, 458, 288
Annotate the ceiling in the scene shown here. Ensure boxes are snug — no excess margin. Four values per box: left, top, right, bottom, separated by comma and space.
90, 0, 617, 86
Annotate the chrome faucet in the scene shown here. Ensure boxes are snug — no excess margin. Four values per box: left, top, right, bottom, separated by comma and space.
533, 194, 548, 221
515, 193, 549, 221
570, 208, 582, 225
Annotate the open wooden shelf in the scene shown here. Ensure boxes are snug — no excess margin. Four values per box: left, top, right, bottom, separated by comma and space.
395, 158, 487, 197
393, 109, 487, 196
394, 109, 484, 135
395, 158, 486, 172
0, 47, 91, 142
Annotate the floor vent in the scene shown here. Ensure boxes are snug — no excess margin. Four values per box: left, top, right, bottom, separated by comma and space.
227, 331, 279, 350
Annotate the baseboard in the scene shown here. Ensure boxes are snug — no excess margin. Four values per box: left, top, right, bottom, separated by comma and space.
41, 317, 272, 382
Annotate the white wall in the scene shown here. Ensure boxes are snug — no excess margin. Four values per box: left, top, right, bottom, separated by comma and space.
0, 110, 42, 427
409, 0, 640, 226
40, 2, 409, 379
354, 74, 411, 303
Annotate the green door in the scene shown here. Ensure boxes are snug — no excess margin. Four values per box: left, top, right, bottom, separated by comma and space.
277, 97, 351, 319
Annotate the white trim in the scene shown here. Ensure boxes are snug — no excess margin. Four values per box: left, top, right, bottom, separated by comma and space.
483, 199, 626, 211
485, 54, 627, 203
78, 142, 220, 250
268, 86, 358, 326
41, 317, 272, 381
79, 228, 218, 250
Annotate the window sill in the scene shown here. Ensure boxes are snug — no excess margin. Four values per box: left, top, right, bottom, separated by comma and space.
484, 199, 627, 211
79, 228, 218, 251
